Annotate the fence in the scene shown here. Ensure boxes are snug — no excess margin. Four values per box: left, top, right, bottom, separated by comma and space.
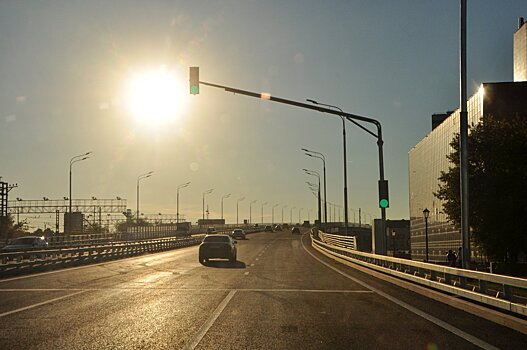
311, 231, 527, 317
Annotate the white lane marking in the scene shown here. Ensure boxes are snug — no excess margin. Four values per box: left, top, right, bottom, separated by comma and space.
255, 258, 259, 261
0, 245, 197, 283
301, 236, 499, 350
184, 290, 236, 350
0, 287, 372, 293
250, 263, 255, 266
0, 290, 86, 318
244, 272, 250, 275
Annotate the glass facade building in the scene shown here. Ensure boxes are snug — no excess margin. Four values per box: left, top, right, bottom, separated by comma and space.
408, 82, 527, 263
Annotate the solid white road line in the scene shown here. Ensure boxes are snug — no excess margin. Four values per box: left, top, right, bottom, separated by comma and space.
0, 246, 197, 283
301, 235, 500, 350
0, 290, 87, 318
0, 287, 373, 293
184, 290, 236, 350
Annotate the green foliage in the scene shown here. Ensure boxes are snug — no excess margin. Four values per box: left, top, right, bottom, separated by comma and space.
435, 116, 527, 262
0, 214, 27, 240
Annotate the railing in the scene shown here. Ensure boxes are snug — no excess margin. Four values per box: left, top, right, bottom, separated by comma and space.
318, 231, 356, 250
311, 232, 527, 317
0, 236, 204, 273
0, 226, 266, 274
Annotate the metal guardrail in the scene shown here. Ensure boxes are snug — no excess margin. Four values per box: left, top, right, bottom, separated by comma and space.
0, 227, 266, 274
311, 232, 527, 317
0, 236, 204, 273
318, 232, 356, 250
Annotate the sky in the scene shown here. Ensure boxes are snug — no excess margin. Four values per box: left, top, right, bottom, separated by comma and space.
1, 0, 526, 229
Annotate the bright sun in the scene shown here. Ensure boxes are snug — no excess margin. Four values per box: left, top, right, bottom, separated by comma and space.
124, 66, 187, 124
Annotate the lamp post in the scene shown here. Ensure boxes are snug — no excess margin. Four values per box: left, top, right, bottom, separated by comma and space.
303, 169, 321, 224
423, 208, 430, 262
69, 152, 91, 214
392, 230, 396, 257
282, 205, 287, 224
221, 193, 231, 220
202, 189, 214, 220
261, 202, 267, 224
176, 182, 190, 223
237, 197, 245, 225
249, 200, 257, 224
137, 171, 153, 225
272, 204, 279, 225
302, 148, 327, 224
306, 100, 349, 235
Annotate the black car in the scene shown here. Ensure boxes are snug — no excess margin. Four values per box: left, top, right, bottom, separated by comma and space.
199, 234, 237, 264
1, 236, 48, 251
231, 229, 246, 240
264, 225, 273, 232
291, 227, 301, 235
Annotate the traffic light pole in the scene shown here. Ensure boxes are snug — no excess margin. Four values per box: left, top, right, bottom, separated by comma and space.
197, 80, 387, 237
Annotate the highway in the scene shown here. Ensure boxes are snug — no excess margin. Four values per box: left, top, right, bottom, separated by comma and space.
0, 230, 525, 349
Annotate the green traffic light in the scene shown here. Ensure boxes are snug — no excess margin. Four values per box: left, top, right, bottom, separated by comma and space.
190, 85, 199, 95
379, 199, 389, 208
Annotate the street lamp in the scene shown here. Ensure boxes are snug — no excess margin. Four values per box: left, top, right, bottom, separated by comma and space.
423, 208, 430, 262
221, 193, 231, 220
391, 230, 396, 257
176, 182, 191, 223
307, 99, 349, 234
303, 168, 321, 224
308, 99, 387, 237
202, 189, 214, 220
302, 148, 327, 224
237, 197, 245, 225
249, 200, 257, 224
137, 171, 153, 225
272, 204, 279, 225
69, 152, 91, 214
282, 205, 287, 224
261, 202, 267, 224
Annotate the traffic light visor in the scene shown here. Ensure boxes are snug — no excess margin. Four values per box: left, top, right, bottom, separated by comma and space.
378, 180, 389, 208
189, 67, 199, 94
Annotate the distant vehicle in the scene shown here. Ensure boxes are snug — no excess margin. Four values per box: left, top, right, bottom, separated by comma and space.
291, 227, 301, 235
1, 236, 48, 251
282, 223, 290, 229
264, 225, 273, 232
274, 225, 282, 231
207, 227, 217, 234
302, 221, 311, 227
199, 234, 237, 264
176, 222, 192, 237
231, 229, 246, 240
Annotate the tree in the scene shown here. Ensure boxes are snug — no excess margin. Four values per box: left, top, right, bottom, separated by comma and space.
0, 214, 26, 241
435, 116, 527, 262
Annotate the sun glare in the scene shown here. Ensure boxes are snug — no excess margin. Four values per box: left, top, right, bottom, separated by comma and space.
125, 66, 187, 124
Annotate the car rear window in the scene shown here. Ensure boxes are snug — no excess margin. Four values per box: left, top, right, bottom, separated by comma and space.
203, 235, 230, 243
9, 238, 36, 245
233, 229, 242, 233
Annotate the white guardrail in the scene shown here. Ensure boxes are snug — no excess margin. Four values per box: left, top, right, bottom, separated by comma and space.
312, 231, 527, 317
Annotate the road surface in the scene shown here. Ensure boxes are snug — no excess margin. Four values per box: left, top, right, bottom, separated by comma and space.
0, 230, 524, 349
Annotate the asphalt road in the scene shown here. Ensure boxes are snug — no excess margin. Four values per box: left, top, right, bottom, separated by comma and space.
0, 230, 525, 349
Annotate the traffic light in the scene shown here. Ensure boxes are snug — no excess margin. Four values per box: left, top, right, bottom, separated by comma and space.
189, 67, 199, 95
378, 180, 389, 208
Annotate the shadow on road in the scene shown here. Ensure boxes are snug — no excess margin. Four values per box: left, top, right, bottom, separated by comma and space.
204, 260, 246, 269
